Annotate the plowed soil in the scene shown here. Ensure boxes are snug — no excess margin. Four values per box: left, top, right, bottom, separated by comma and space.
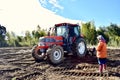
0, 47, 120, 80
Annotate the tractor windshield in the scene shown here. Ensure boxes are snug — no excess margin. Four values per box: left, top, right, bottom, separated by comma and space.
55, 26, 67, 37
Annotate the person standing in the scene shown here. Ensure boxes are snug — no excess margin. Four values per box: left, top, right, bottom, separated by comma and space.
96, 35, 107, 73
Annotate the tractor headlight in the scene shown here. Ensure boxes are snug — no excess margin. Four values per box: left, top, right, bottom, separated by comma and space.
38, 42, 45, 46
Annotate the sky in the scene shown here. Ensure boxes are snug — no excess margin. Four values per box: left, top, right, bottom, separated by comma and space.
0, 0, 120, 35
39, 0, 120, 27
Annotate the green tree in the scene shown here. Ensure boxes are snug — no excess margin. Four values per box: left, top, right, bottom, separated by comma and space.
90, 21, 97, 45
6, 32, 17, 46
107, 23, 120, 36
32, 25, 47, 39
106, 23, 120, 46
97, 26, 109, 44
81, 21, 97, 45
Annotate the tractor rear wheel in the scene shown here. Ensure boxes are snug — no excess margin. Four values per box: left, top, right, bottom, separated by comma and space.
32, 45, 45, 62
47, 45, 64, 65
73, 38, 87, 57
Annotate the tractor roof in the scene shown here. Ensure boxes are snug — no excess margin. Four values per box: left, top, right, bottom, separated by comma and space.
55, 23, 79, 27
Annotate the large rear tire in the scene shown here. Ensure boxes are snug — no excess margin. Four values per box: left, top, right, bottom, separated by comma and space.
32, 45, 45, 62
47, 45, 64, 65
73, 38, 87, 57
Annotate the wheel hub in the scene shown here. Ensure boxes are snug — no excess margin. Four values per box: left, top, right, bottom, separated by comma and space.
53, 49, 61, 60
78, 42, 85, 55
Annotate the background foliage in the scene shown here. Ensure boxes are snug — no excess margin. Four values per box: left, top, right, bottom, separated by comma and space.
0, 22, 120, 47
0, 25, 47, 47
81, 22, 120, 47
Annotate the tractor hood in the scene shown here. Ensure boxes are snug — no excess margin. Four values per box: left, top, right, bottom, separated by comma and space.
38, 36, 63, 47
39, 36, 63, 42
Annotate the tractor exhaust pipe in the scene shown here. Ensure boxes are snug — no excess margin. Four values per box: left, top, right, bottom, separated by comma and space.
47, 28, 51, 36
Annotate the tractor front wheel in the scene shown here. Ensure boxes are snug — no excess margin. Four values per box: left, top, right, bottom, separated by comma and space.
32, 45, 45, 62
47, 45, 64, 65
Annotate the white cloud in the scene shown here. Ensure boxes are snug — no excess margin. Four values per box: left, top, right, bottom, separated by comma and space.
0, 0, 82, 36
39, 0, 64, 13
48, 0, 64, 10
39, 0, 47, 7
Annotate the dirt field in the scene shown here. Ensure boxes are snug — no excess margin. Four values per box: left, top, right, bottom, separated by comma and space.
0, 47, 120, 80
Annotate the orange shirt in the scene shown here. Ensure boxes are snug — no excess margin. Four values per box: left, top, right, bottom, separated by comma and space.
96, 40, 107, 58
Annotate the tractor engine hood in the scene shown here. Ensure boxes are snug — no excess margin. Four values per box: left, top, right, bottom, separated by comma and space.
38, 36, 63, 48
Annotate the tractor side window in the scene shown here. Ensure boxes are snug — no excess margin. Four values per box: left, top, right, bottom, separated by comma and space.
74, 26, 80, 36
69, 26, 80, 37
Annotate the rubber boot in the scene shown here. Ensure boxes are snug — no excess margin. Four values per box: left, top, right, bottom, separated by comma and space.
99, 64, 103, 73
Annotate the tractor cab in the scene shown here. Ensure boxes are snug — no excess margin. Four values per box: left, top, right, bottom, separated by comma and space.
50, 23, 81, 38
48, 23, 80, 37
54, 23, 82, 51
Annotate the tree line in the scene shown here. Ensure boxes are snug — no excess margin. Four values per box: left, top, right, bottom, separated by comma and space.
81, 21, 120, 47
0, 25, 46, 47
0, 21, 120, 47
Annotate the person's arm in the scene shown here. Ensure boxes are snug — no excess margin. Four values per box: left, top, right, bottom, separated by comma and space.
96, 42, 103, 51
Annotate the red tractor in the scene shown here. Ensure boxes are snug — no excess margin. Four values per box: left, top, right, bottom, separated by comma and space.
32, 23, 87, 64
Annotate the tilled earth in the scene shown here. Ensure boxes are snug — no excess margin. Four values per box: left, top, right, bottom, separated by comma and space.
0, 47, 120, 80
